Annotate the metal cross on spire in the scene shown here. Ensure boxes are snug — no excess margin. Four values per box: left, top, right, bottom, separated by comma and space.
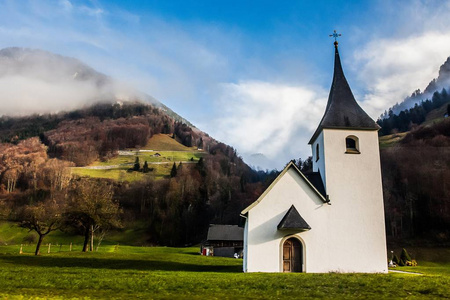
329, 30, 341, 42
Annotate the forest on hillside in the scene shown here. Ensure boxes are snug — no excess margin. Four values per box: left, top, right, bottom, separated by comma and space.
377, 88, 450, 135
0, 102, 276, 249
1, 101, 449, 248
381, 119, 450, 242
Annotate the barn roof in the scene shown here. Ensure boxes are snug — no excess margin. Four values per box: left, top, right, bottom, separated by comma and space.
277, 205, 311, 231
206, 224, 243, 241
309, 42, 379, 144
240, 162, 329, 215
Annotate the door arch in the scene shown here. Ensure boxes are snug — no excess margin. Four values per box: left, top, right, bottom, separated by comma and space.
282, 237, 303, 272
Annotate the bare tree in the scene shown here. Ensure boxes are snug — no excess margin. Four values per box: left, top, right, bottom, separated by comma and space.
18, 199, 65, 255
66, 178, 122, 252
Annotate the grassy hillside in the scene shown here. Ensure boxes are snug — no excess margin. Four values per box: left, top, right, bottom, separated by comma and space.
72, 134, 206, 181
0, 221, 151, 247
423, 100, 450, 125
0, 221, 84, 246
0, 245, 449, 299
378, 132, 408, 149
145, 133, 195, 151
379, 101, 449, 148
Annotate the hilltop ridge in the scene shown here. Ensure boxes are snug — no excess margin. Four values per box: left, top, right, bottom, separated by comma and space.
385, 56, 450, 115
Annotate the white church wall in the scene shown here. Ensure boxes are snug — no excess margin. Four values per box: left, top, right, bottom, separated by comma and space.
245, 167, 331, 272
243, 217, 248, 272
312, 131, 326, 190
321, 128, 387, 273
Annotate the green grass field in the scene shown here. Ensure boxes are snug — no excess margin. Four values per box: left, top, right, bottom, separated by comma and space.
379, 132, 408, 149
0, 221, 151, 247
0, 244, 449, 299
72, 161, 197, 181
90, 151, 205, 167
72, 134, 206, 181
422, 100, 450, 126
144, 133, 197, 151
71, 168, 148, 182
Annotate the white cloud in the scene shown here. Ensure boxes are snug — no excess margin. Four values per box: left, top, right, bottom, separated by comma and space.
59, 0, 73, 12
2, 0, 450, 171
0, 76, 106, 115
351, 0, 450, 118
209, 81, 327, 170
354, 31, 450, 117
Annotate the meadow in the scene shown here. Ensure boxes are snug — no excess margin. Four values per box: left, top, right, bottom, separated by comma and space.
0, 244, 449, 299
71, 134, 206, 181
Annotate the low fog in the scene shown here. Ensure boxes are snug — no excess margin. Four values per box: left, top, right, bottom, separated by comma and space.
0, 47, 152, 116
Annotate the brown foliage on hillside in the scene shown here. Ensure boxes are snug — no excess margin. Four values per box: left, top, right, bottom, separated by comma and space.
117, 150, 266, 246
44, 116, 152, 166
0, 137, 74, 194
382, 119, 450, 241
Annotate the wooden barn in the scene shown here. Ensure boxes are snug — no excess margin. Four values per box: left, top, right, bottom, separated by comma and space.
201, 224, 243, 258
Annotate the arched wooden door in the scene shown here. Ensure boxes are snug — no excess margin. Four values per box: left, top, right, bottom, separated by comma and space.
283, 238, 303, 272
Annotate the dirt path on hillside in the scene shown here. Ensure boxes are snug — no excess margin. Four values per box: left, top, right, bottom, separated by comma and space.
74, 161, 198, 170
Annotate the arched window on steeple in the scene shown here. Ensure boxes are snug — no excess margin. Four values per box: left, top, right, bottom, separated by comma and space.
345, 136, 360, 154
316, 144, 320, 161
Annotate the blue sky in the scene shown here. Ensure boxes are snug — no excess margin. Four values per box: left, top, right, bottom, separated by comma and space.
1, 0, 450, 169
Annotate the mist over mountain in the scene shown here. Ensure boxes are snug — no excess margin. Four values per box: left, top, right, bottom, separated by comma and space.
386, 56, 450, 116
0, 47, 171, 117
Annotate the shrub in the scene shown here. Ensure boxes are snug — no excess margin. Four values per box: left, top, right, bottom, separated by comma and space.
400, 248, 412, 262
393, 254, 400, 265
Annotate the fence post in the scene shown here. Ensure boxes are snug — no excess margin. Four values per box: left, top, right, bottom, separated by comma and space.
48, 243, 51, 254
69, 242, 72, 252
19, 244, 23, 254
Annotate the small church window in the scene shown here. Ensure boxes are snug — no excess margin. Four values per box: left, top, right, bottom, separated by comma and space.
345, 136, 360, 154
316, 144, 320, 161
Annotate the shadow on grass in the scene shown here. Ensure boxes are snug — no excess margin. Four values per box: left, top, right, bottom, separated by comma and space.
0, 255, 242, 273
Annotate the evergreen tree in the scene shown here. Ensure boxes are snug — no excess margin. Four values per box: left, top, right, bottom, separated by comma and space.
196, 157, 206, 177
197, 137, 203, 149
170, 162, 177, 177
400, 248, 412, 262
379, 87, 450, 136
393, 254, 400, 266
134, 156, 140, 171
143, 161, 149, 173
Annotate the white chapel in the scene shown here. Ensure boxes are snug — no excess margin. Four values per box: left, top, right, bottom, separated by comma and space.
241, 37, 388, 273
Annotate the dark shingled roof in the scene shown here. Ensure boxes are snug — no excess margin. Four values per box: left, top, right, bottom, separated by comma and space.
309, 43, 379, 144
278, 205, 311, 231
206, 224, 243, 241
304, 171, 326, 199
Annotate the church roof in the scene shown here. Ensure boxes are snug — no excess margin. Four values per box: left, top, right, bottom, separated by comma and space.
304, 171, 326, 199
240, 162, 329, 215
206, 224, 243, 241
277, 205, 311, 231
309, 42, 379, 144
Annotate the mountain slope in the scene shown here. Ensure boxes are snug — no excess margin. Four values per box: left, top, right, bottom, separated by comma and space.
0, 47, 191, 125
388, 56, 450, 115
381, 118, 450, 240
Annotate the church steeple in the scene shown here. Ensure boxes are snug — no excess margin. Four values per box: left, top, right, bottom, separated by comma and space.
309, 36, 379, 144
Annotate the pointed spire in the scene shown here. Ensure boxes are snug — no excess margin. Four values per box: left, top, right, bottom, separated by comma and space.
308, 38, 379, 144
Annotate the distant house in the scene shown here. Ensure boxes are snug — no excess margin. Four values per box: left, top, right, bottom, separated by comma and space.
201, 224, 243, 258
